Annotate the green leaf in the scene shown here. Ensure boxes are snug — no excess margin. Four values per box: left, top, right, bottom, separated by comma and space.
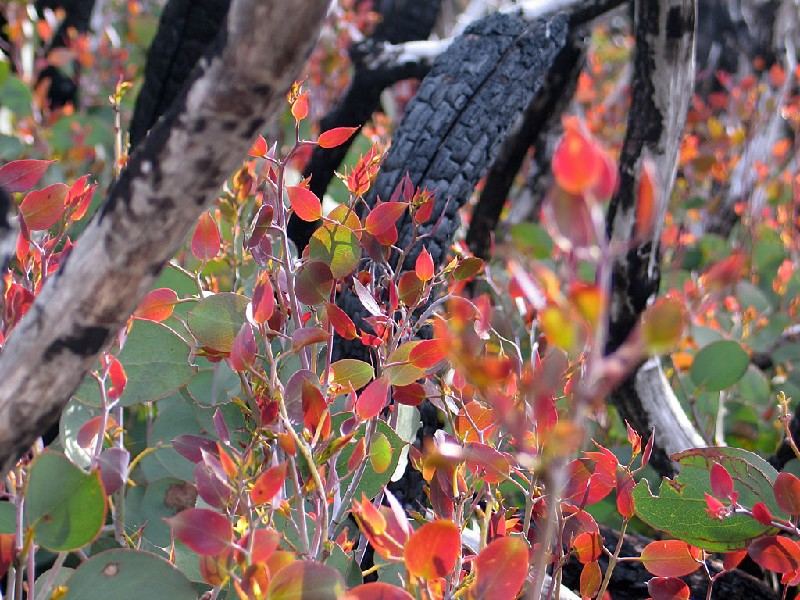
74, 321, 194, 407
737, 365, 771, 404
330, 359, 374, 390
184, 359, 240, 407
62, 549, 196, 600
25, 452, 106, 551
60, 398, 100, 469
0, 502, 15, 534
269, 560, 345, 600
633, 446, 784, 551
309, 222, 361, 279
187, 292, 249, 352
384, 341, 425, 386
125, 478, 198, 548
690, 340, 749, 392
510, 223, 553, 259
325, 545, 363, 588
337, 419, 405, 499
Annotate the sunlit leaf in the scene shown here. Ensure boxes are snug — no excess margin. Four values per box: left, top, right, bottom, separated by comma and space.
19, 182, 68, 230
748, 536, 800, 574
330, 359, 374, 391
579, 561, 602, 599
365, 202, 408, 237
134, 288, 178, 322
318, 126, 359, 149
774, 472, 800, 516
268, 560, 345, 600
326, 302, 357, 340
309, 222, 361, 278
356, 376, 390, 420
404, 520, 460, 580
640, 540, 702, 577
344, 582, 413, 600
251, 463, 287, 506
415, 247, 434, 282
191, 212, 221, 261
474, 536, 529, 599
369, 432, 392, 474
288, 185, 322, 222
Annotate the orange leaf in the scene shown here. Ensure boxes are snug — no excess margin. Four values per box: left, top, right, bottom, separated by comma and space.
291, 92, 309, 122
640, 540, 702, 577
19, 183, 68, 230
404, 520, 460, 580
415, 247, 434, 282
192, 212, 221, 260
635, 158, 659, 240
251, 463, 287, 506
552, 118, 603, 195
356, 376, 390, 421
579, 561, 602, 599
287, 185, 322, 222
573, 532, 602, 564
134, 287, 178, 322
249, 135, 268, 157
318, 126, 359, 149
474, 536, 529, 599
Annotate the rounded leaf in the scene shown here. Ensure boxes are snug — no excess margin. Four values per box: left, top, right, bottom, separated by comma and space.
404, 520, 461, 580
251, 463, 287, 506
774, 472, 800, 516
134, 288, 178, 322
365, 202, 408, 237
62, 549, 196, 600
296, 262, 335, 306
748, 535, 800, 574
20, 183, 68, 230
641, 297, 687, 354
345, 582, 413, 600
0, 159, 53, 192
330, 359, 374, 391
640, 540, 702, 577
166, 508, 232, 556
369, 432, 392, 474
356, 376, 390, 420
690, 340, 749, 391
647, 577, 690, 600
191, 212, 221, 261
287, 186, 322, 222
474, 536, 529, 599
25, 452, 106, 551
309, 222, 361, 279
188, 293, 249, 353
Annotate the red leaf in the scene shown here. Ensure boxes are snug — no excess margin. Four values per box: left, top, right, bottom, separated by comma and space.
774, 472, 800, 515
0, 159, 53, 192
19, 183, 68, 230
192, 212, 221, 260
705, 493, 727, 520
710, 462, 735, 501
394, 383, 426, 406
579, 561, 602, 599
635, 158, 658, 240
474, 536, 529, 599
167, 508, 232, 555
105, 355, 127, 400
326, 302, 357, 340
415, 247, 434, 282
66, 175, 96, 221
722, 550, 747, 572
0, 534, 15, 580
647, 577, 690, 600
250, 463, 287, 506
626, 421, 642, 457
348, 438, 367, 472
249, 135, 268, 157
752, 502, 775, 526
134, 288, 178, 322
404, 520, 460, 580
356, 376, 390, 420
345, 582, 414, 600
252, 274, 275, 324
291, 92, 309, 122
409, 339, 447, 369
748, 536, 800, 574
365, 202, 408, 237
616, 469, 635, 519
229, 323, 257, 372
640, 541, 702, 577
302, 381, 330, 439
318, 126, 359, 149
77, 415, 117, 448
287, 185, 322, 222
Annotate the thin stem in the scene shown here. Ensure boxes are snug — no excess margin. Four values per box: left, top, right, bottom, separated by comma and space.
596, 519, 629, 599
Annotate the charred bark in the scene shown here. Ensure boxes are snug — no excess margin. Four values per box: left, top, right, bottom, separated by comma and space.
128, 0, 232, 148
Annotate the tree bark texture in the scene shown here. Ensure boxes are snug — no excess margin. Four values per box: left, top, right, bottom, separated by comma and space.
0, 0, 329, 474
128, 0, 232, 148
605, 0, 703, 476
333, 10, 570, 362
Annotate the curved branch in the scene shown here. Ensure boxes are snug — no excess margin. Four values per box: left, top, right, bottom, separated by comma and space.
0, 0, 329, 474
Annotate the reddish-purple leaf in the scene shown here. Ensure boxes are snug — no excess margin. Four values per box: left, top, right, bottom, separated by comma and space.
194, 463, 231, 509
287, 185, 322, 222
356, 376, 390, 421
229, 323, 257, 372
616, 469, 635, 519
173, 434, 217, 463
0, 159, 53, 192
648, 577, 690, 600
326, 302, 357, 340
192, 212, 221, 260
292, 326, 329, 351
318, 126, 359, 149
251, 463, 287, 506
774, 472, 800, 515
97, 447, 129, 495
19, 183, 68, 230
748, 536, 800, 574
167, 508, 232, 555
